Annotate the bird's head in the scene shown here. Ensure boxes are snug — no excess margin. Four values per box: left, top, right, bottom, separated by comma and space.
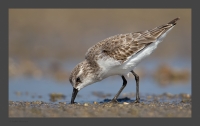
69, 60, 97, 103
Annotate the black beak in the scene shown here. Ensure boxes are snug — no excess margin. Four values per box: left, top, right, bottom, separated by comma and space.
71, 87, 79, 104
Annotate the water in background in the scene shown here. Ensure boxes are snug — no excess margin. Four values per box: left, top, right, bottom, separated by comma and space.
9, 58, 191, 103
9, 9, 191, 104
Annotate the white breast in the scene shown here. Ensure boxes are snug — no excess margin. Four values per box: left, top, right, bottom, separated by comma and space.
97, 55, 121, 78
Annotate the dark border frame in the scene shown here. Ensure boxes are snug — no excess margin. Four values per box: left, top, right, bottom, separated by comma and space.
1, 0, 198, 126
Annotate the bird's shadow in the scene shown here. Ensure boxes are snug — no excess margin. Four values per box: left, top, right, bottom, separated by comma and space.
99, 97, 145, 103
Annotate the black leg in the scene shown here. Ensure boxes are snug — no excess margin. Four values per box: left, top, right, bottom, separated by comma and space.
111, 75, 127, 103
130, 70, 140, 103
71, 87, 79, 104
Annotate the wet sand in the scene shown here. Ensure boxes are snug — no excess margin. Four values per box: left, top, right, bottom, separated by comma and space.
9, 94, 191, 117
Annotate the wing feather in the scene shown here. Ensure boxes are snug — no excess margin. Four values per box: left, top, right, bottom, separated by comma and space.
85, 20, 176, 65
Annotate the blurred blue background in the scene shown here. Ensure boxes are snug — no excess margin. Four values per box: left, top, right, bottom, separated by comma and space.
9, 9, 191, 103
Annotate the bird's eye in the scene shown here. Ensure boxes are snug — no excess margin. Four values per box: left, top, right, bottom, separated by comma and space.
102, 50, 107, 53
76, 77, 81, 83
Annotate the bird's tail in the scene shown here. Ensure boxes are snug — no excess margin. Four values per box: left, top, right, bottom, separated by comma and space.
147, 17, 180, 38
167, 17, 180, 25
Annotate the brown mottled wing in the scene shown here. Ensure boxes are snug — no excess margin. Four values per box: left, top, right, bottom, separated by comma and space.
85, 32, 154, 64
85, 18, 179, 64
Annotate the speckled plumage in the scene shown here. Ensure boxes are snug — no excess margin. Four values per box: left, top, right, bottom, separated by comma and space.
69, 18, 180, 91
85, 21, 176, 64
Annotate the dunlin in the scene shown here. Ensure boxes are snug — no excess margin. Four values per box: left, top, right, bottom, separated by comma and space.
69, 18, 180, 104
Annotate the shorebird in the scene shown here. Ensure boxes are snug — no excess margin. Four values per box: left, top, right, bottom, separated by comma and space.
69, 17, 180, 104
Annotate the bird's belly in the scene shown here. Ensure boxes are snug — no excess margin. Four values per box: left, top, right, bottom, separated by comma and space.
105, 66, 130, 76
121, 27, 173, 71
98, 41, 160, 78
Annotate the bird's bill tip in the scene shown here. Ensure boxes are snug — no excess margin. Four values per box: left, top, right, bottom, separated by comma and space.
71, 87, 79, 104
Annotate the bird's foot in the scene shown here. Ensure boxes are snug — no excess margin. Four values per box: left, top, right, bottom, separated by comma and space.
134, 98, 140, 103
70, 102, 78, 104
109, 99, 119, 104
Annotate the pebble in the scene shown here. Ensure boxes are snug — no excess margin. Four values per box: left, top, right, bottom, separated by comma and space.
9, 101, 14, 104
147, 95, 152, 99
58, 102, 66, 106
25, 102, 31, 106
123, 102, 129, 105
93, 101, 98, 104
84, 103, 89, 106
166, 93, 174, 97
181, 94, 191, 99
32, 101, 42, 105
9, 99, 191, 117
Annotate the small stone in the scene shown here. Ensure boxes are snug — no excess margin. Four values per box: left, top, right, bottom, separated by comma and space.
72, 102, 80, 105
147, 95, 152, 99
141, 102, 144, 105
32, 101, 36, 104
9, 101, 14, 105
25, 102, 31, 106
105, 104, 112, 107
93, 101, 98, 104
84, 103, 89, 106
123, 102, 129, 105
166, 93, 173, 97
36, 101, 42, 104
59, 102, 66, 105
183, 94, 191, 98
